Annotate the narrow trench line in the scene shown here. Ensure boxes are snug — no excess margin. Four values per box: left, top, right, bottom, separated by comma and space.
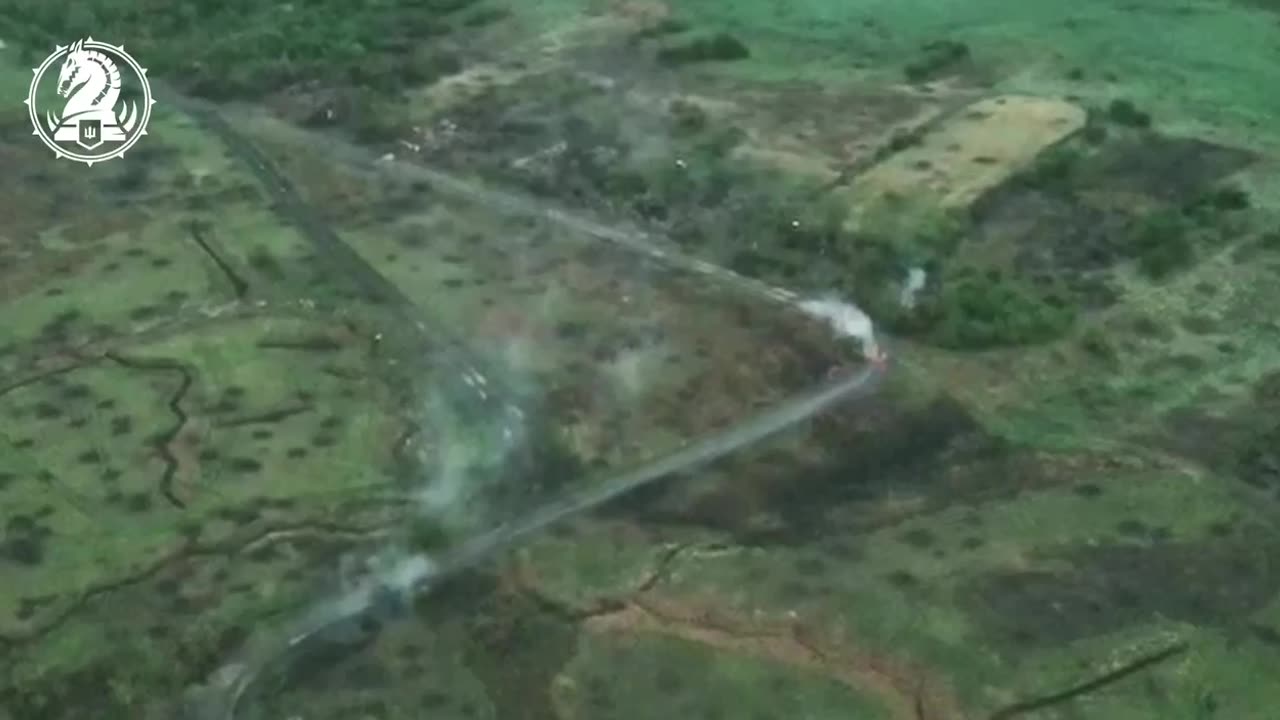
215, 404, 311, 428
0, 361, 91, 399
0, 520, 384, 647
187, 220, 250, 299
989, 641, 1189, 719
103, 351, 193, 509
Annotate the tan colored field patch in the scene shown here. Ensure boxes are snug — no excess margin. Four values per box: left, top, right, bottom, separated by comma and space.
850, 95, 1087, 209
727, 86, 948, 183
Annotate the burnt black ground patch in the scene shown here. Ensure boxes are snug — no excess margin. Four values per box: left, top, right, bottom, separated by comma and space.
1235, 424, 1280, 494
969, 132, 1253, 310
611, 393, 1002, 545
1078, 135, 1253, 204
773, 397, 1000, 533
1159, 373, 1280, 497
962, 526, 1280, 650
974, 187, 1130, 279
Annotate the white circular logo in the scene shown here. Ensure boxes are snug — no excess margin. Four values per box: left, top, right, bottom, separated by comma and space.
24, 37, 154, 166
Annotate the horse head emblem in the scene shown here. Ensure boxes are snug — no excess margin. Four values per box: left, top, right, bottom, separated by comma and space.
28, 37, 151, 161
56, 39, 93, 99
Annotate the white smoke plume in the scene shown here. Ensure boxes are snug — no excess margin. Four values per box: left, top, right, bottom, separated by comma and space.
798, 296, 883, 362
899, 267, 927, 309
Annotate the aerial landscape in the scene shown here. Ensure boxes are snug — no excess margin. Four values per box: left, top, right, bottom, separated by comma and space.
1, 0, 1280, 718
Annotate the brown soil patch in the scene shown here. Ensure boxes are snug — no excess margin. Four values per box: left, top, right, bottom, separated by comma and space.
585, 594, 968, 720
406, 62, 531, 118
850, 95, 1087, 209
725, 85, 947, 182
0, 244, 98, 303
171, 416, 211, 502
1078, 134, 1254, 204
511, 552, 963, 720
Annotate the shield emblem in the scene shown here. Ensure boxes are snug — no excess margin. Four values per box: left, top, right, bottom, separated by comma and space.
76, 118, 103, 150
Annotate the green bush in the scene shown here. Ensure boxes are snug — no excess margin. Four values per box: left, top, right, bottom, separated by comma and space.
1079, 328, 1118, 363
1202, 185, 1251, 211
923, 272, 1075, 349
1014, 145, 1080, 192
1081, 109, 1108, 145
669, 99, 709, 133
1082, 123, 1108, 145
870, 128, 923, 163
888, 128, 923, 152
657, 33, 750, 65
1126, 211, 1194, 279
855, 195, 964, 265
904, 40, 971, 83
0, 0, 483, 102
1107, 99, 1152, 128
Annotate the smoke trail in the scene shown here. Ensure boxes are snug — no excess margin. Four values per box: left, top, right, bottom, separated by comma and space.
797, 296, 882, 362
195, 360, 884, 720
426, 362, 884, 581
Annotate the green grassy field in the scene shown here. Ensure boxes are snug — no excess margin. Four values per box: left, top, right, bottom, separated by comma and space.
3, 3, 1280, 719
663, 0, 1280, 146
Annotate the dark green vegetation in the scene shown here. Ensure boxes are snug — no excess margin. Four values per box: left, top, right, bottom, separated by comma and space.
422, 61, 1265, 352
4, 0, 1280, 717
980, 132, 1254, 296
667, 98, 709, 134
0, 0, 502, 143
904, 39, 971, 83
1166, 371, 1280, 500
1124, 210, 1195, 280
869, 126, 926, 164
1106, 99, 1152, 128
421, 71, 1046, 349
656, 32, 751, 66
910, 269, 1075, 349
966, 526, 1280, 648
